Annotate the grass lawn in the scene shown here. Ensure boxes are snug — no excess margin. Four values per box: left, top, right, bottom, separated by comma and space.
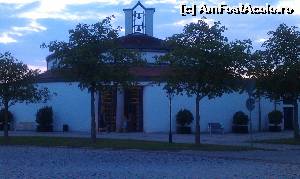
256, 138, 300, 145
0, 136, 256, 151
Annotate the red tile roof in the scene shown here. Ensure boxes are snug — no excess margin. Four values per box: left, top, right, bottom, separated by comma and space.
37, 66, 169, 83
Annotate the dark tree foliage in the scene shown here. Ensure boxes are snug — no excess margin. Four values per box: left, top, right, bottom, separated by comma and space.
158, 18, 251, 144
42, 16, 141, 142
247, 24, 300, 138
0, 52, 50, 141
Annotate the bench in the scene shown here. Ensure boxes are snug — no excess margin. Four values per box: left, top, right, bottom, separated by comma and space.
208, 122, 224, 135
16, 122, 36, 131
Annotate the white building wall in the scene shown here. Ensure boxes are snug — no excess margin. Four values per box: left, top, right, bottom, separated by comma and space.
143, 84, 278, 133
11, 82, 90, 132
8, 81, 286, 133
47, 58, 59, 70
141, 51, 166, 63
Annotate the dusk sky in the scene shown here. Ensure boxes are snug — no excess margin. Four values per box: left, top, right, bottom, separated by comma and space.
0, 0, 299, 71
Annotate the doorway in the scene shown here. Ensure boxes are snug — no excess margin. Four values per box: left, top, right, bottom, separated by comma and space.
284, 107, 294, 130
124, 87, 143, 132
98, 88, 117, 132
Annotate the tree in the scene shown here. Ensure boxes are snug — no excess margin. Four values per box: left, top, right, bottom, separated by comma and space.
255, 24, 300, 138
43, 16, 140, 142
245, 50, 270, 131
162, 83, 181, 143
159, 19, 250, 144
0, 52, 50, 141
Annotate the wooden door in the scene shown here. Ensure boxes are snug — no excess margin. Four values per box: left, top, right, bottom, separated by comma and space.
124, 87, 143, 132
100, 89, 117, 132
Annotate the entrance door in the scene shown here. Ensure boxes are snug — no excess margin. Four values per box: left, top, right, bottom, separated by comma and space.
284, 107, 294, 130
98, 89, 117, 132
124, 87, 143, 132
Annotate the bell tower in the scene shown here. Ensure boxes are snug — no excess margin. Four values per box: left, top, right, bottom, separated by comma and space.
123, 1, 155, 36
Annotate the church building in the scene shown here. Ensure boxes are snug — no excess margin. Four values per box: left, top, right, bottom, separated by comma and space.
10, 2, 293, 133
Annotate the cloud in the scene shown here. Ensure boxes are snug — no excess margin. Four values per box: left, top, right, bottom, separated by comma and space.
12, 21, 46, 33
172, 17, 215, 27
0, 20, 46, 44
0, 0, 131, 45
1, 0, 132, 21
255, 38, 267, 43
28, 64, 47, 72
144, 0, 225, 5
0, 0, 37, 4
0, 33, 17, 44
18, 10, 121, 21
277, 0, 300, 15
144, 0, 197, 9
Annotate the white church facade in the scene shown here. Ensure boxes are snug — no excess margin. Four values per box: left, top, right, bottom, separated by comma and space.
10, 2, 295, 133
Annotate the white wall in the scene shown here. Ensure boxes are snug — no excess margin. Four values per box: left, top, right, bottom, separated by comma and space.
11, 82, 90, 132
9, 82, 285, 133
141, 51, 166, 63
47, 58, 59, 70
143, 84, 277, 133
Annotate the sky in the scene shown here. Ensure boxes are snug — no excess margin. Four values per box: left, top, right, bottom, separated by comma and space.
0, 0, 299, 71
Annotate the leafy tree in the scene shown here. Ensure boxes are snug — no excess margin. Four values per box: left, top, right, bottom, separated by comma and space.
155, 66, 183, 143
0, 52, 50, 141
244, 50, 269, 131
162, 83, 181, 143
158, 19, 250, 144
254, 24, 300, 138
42, 16, 140, 142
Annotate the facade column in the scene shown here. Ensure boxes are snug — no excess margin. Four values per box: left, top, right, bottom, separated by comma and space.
116, 89, 124, 132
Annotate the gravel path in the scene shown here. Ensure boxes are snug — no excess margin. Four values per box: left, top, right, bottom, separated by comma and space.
0, 146, 300, 178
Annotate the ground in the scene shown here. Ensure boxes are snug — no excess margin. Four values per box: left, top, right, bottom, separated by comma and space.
0, 146, 300, 178
3, 130, 300, 150
1, 131, 300, 178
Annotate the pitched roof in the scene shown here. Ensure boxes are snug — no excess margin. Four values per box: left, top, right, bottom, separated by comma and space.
46, 33, 169, 62
117, 33, 169, 51
36, 65, 169, 83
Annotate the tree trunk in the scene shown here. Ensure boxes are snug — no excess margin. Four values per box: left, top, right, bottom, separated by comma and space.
195, 95, 201, 144
3, 100, 9, 143
258, 95, 262, 132
90, 87, 97, 143
293, 99, 300, 139
168, 96, 172, 143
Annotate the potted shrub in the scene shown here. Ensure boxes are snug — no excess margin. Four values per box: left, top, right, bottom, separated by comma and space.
36, 106, 53, 132
232, 111, 249, 133
176, 109, 194, 134
63, 124, 69, 132
268, 110, 283, 132
0, 109, 14, 131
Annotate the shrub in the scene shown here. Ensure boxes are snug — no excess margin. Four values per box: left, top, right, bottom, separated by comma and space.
232, 111, 249, 125
36, 106, 53, 132
268, 110, 283, 125
0, 109, 13, 123
176, 109, 194, 127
